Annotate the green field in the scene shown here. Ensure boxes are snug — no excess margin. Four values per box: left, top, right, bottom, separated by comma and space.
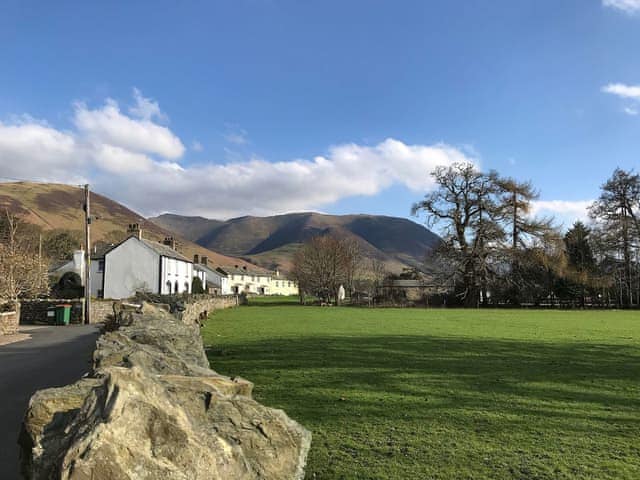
202, 301, 640, 479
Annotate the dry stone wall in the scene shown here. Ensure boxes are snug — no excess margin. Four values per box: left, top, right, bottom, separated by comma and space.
19, 302, 311, 479
20, 295, 239, 326
0, 309, 19, 334
20, 299, 84, 324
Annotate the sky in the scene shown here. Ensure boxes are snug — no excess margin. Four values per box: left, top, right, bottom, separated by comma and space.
0, 0, 639, 228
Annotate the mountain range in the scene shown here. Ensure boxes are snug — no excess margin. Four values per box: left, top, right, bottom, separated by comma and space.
151, 212, 440, 274
0, 182, 440, 274
0, 182, 258, 270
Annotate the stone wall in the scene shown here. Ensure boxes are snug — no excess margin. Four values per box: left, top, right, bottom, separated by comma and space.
19, 299, 84, 325
0, 309, 19, 335
19, 296, 237, 326
178, 294, 239, 325
19, 302, 311, 479
89, 299, 115, 324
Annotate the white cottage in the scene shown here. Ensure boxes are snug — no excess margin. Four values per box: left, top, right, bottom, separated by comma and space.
217, 265, 272, 295
91, 226, 193, 299
192, 254, 231, 295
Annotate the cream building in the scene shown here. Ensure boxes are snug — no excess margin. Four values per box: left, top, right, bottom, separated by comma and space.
216, 266, 298, 296
269, 270, 299, 296
219, 266, 272, 295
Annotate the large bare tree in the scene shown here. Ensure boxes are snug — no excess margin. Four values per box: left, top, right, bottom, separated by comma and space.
0, 211, 49, 306
292, 234, 361, 304
412, 163, 504, 307
589, 168, 640, 307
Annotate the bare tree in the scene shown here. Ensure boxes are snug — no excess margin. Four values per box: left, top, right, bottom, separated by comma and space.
292, 234, 362, 305
0, 211, 49, 305
412, 163, 504, 307
589, 168, 640, 307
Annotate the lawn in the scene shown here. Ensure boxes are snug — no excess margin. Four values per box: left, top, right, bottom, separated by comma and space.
201, 302, 640, 480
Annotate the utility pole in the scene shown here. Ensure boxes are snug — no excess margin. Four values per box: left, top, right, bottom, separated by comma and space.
83, 184, 91, 325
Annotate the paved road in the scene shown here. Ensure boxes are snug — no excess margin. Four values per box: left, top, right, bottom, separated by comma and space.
0, 325, 99, 479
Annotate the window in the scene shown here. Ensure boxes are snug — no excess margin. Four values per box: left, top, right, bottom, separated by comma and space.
97, 289, 104, 298
275, 281, 279, 287
288, 281, 292, 287
97, 260, 105, 273
184, 282, 190, 294
241, 275, 245, 281
174, 280, 179, 293
166, 281, 172, 294
251, 276, 255, 282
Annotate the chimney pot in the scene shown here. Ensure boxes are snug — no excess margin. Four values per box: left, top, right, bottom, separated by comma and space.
163, 236, 177, 250
127, 223, 142, 240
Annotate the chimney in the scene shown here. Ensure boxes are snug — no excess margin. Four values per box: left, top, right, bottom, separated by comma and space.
201, 256, 208, 266
127, 223, 142, 240
275, 269, 280, 277
193, 254, 199, 264
163, 236, 177, 250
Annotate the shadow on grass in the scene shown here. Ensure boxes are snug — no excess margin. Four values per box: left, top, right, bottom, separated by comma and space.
207, 335, 640, 478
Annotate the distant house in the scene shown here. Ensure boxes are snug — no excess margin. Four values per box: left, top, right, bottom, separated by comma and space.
269, 270, 299, 296
49, 250, 85, 285
192, 254, 231, 295
91, 224, 193, 299
217, 265, 272, 295
379, 277, 445, 302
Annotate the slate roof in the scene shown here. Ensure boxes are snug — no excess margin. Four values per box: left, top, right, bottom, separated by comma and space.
216, 266, 271, 277
194, 263, 224, 278
141, 238, 190, 262
93, 235, 191, 262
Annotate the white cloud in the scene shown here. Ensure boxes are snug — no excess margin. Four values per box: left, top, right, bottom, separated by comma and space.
91, 143, 154, 174
0, 120, 83, 181
0, 90, 476, 219
530, 200, 593, 227
624, 106, 638, 115
602, 83, 640, 101
603, 0, 640, 14
223, 125, 248, 145
191, 140, 203, 152
74, 98, 184, 159
129, 87, 167, 122
107, 138, 474, 219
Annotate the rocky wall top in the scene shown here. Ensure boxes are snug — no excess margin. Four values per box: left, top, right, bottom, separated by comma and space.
19, 302, 311, 479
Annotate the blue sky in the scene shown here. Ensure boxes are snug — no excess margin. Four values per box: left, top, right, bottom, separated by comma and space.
0, 0, 639, 226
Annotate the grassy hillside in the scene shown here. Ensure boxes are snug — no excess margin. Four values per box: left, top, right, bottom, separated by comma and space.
152, 212, 440, 274
0, 182, 259, 270
203, 304, 640, 479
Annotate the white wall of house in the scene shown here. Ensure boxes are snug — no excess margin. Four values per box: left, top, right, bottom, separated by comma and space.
160, 256, 193, 295
103, 238, 160, 299
228, 273, 272, 295
90, 258, 104, 298
206, 270, 231, 295
219, 275, 231, 295
194, 268, 206, 286
270, 276, 299, 296
50, 250, 85, 285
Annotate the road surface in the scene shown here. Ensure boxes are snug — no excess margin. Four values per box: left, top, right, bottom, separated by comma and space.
0, 324, 99, 479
